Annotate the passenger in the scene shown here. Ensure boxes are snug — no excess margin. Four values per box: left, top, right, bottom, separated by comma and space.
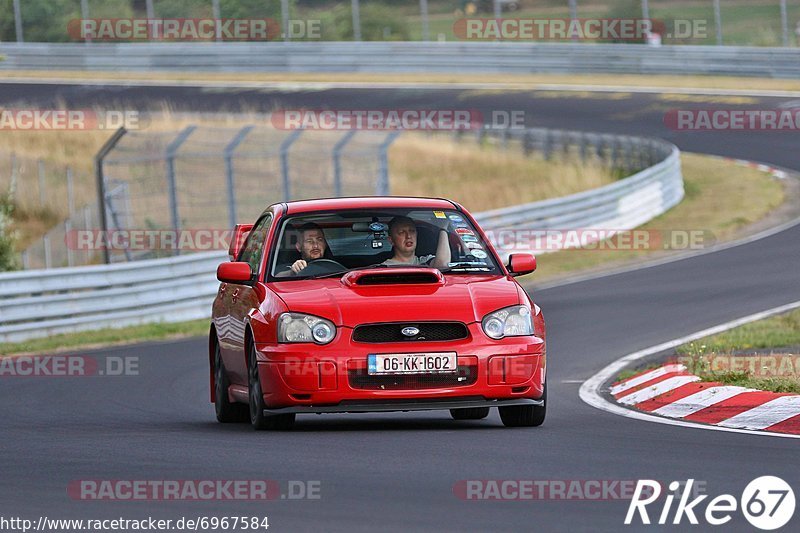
382, 215, 451, 269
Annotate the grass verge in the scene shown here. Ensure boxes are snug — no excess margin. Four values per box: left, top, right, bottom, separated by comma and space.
3, 70, 800, 93
526, 152, 785, 282
674, 309, 800, 393
0, 319, 210, 357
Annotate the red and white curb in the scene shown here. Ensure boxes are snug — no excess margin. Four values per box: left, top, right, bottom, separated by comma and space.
611, 364, 800, 435
719, 156, 790, 180
579, 300, 800, 439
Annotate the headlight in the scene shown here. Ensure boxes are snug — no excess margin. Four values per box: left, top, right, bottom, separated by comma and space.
278, 313, 336, 344
481, 305, 533, 339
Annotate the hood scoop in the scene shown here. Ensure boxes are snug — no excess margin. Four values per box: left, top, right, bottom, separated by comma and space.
343, 268, 445, 287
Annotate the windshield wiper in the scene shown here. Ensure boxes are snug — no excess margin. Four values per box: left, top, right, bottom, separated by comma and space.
309, 263, 388, 280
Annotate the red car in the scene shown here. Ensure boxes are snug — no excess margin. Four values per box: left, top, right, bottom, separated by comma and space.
210, 197, 545, 430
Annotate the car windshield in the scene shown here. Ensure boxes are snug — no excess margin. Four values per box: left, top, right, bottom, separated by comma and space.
268, 208, 500, 280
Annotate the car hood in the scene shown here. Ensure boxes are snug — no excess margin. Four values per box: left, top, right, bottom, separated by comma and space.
270, 274, 521, 327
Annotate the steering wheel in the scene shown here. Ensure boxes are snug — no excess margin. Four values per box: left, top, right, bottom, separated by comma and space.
295, 259, 347, 276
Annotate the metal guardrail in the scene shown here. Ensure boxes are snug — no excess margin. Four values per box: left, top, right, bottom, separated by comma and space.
0, 129, 683, 344
0, 42, 799, 78
475, 129, 682, 254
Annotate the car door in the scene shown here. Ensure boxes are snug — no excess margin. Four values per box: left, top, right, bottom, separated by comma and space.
221, 213, 272, 386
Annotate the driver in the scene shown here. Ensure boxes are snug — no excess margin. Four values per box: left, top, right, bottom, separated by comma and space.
382, 216, 451, 269
276, 222, 330, 277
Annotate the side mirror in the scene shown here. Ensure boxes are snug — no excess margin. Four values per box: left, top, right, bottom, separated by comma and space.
217, 262, 253, 284
228, 223, 253, 260
507, 253, 536, 277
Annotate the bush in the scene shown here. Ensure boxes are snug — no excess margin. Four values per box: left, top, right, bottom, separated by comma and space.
318, 3, 410, 41
0, 191, 19, 272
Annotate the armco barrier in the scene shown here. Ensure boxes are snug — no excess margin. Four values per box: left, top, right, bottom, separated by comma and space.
0, 42, 798, 78
0, 130, 682, 343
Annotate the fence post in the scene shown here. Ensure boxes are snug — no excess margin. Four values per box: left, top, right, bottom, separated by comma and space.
83, 206, 92, 264
223, 125, 254, 228
420, 0, 430, 41
333, 131, 357, 197
43, 235, 51, 269
164, 126, 196, 238
65, 219, 75, 267
713, 0, 722, 45
280, 129, 304, 201
780, 0, 789, 47
351, 0, 361, 41
94, 127, 127, 264
281, 0, 290, 41
9, 153, 18, 198
13, 0, 23, 42
66, 167, 75, 216
37, 159, 46, 206
377, 132, 402, 196
80, 0, 91, 43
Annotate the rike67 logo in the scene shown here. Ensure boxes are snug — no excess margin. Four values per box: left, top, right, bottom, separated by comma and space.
626, 477, 795, 530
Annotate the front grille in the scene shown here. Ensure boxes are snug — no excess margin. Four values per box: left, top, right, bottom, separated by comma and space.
353, 322, 469, 343
348, 365, 478, 390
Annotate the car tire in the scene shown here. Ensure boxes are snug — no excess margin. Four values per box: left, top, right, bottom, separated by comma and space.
499, 385, 547, 427
214, 342, 249, 423
449, 407, 490, 420
248, 342, 295, 431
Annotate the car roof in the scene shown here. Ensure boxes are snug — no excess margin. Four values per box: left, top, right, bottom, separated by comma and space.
282, 196, 459, 215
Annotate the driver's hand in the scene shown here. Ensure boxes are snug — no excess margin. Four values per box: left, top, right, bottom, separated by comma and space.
290, 259, 308, 274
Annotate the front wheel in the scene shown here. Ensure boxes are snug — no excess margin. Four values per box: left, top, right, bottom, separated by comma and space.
248, 342, 295, 431
450, 407, 490, 420
499, 385, 547, 427
215, 343, 248, 423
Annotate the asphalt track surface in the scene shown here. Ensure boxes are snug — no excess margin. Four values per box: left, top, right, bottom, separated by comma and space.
1, 83, 799, 532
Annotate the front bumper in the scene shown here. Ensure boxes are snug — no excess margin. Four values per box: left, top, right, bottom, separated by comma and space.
264, 397, 543, 415
255, 322, 546, 410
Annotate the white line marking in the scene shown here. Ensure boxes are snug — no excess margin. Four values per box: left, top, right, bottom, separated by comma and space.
652, 386, 757, 418
718, 395, 800, 430
617, 375, 700, 405
579, 300, 800, 439
610, 363, 686, 395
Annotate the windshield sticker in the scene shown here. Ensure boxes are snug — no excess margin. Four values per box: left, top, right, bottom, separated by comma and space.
433, 210, 447, 219
455, 228, 474, 236
465, 242, 482, 249
448, 214, 463, 222
461, 235, 478, 242
471, 250, 488, 259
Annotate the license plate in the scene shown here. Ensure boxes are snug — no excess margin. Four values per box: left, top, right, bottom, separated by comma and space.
368, 352, 457, 375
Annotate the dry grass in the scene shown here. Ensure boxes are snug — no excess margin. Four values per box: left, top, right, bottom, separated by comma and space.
390, 133, 615, 209
527, 153, 785, 281
1, 115, 615, 251
3, 70, 800, 93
